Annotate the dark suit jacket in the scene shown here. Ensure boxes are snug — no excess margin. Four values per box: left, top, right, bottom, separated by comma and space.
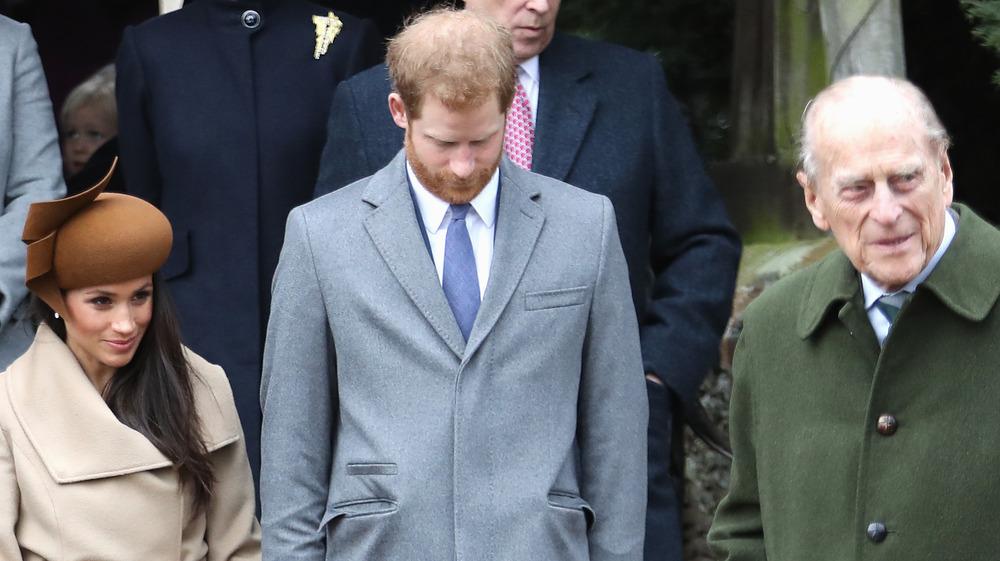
116, 0, 382, 484
314, 32, 741, 406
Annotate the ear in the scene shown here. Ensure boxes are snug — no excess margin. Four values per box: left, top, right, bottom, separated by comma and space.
798, 170, 831, 231
939, 150, 954, 207
388, 93, 408, 130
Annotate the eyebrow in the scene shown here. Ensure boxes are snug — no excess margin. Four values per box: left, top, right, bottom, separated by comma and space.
83, 282, 153, 297
830, 172, 869, 187
476, 127, 503, 142
892, 163, 924, 177
424, 126, 502, 145
832, 162, 924, 186
423, 131, 452, 143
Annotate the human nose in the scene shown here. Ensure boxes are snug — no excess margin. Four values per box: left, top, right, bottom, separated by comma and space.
66, 136, 87, 155
450, 148, 475, 178
111, 306, 137, 334
525, 0, 551, 13
870, 183, 903, 224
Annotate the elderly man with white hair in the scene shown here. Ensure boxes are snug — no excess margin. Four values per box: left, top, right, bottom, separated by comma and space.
709, 75, 1000, 560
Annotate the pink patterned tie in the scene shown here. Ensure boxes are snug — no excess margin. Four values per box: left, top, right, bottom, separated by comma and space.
504, 83, 534, 170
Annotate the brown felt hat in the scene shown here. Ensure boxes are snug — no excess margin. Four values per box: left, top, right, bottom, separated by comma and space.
22, 159, 172, 316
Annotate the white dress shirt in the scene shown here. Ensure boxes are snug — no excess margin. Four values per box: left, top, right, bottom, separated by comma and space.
406, 163, 499, 299
517, 57, 540, 127
159, 0, 183, 14
862, 209, 957, 346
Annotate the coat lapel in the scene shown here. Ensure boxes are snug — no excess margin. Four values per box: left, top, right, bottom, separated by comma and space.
796, 249, 861, 340
532, 33, 597, 182
5, 325, 243, 484
6, 325, 172, 483
362, 152, 468, 358
920, 204, 1000, 321
463, 160, 545, 360
794, 204, 1000, 351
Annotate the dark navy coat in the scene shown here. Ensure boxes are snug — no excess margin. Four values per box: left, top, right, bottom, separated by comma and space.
312, 31, 742, 558
116, 0, 382, 488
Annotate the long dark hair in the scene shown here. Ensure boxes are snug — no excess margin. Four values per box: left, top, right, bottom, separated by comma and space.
31, 273, 214, 511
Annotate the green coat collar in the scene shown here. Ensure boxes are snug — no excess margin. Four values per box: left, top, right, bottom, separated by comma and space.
796, 203, 1000, 339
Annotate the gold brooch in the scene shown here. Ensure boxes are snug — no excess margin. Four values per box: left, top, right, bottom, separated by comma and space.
312, 12, 343, 60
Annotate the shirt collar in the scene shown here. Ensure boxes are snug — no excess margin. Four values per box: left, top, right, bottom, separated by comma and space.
405, 161, 500, 234
797, 204, 1000, 340
519, 56, 540, 85
861, 208, 958, 309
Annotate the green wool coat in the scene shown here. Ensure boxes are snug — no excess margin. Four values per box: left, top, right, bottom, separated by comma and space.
709, 204, 1000, 560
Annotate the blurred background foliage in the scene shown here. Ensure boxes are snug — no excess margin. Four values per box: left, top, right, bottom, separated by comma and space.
557, 0, 736, 160
962, 0, 1000, 84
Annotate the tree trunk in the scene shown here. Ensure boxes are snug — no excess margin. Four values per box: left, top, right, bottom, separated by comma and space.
819, 0, 906, 81
773, 0, 826, 168
730, 0, 775, 162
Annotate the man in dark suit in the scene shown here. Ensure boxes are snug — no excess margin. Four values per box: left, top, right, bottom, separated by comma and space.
115, 0, 383, 490
312, 1, 741, 557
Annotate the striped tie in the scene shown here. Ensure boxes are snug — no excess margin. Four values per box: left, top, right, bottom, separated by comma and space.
875, 292, 908, 327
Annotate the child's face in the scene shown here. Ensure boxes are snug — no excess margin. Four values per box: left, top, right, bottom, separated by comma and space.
63, 102, 116, 176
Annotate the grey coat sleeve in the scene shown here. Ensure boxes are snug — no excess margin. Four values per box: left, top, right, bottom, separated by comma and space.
260, 207, 336, 561
0, 19, 66, 325
581, 197, 649, 561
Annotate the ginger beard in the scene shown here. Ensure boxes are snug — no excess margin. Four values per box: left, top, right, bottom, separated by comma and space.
405, 127, 502, 205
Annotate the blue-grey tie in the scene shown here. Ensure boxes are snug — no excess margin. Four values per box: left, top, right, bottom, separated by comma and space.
442, 204, 480, 341
875, 291, 908, 328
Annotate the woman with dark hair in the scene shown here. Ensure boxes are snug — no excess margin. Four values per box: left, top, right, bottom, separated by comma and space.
0, 164, 260, 560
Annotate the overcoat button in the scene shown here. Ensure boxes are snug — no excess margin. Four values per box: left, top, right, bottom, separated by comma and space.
876, 414, 898, 436
867, 522, 887, 543
242, 10, 261, 29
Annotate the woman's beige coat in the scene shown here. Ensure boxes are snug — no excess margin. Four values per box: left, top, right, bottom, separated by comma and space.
0, 324, 261, 560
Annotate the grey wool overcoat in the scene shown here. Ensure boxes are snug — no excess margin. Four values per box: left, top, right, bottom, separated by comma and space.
260, 152, 648, 561
0, 16, 65, 366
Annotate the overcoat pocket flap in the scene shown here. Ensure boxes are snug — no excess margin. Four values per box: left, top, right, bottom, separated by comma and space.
547, 492, 596, 530
320, 498, 398, 529
346, 462, 398, 476
525, 286, 588, 310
